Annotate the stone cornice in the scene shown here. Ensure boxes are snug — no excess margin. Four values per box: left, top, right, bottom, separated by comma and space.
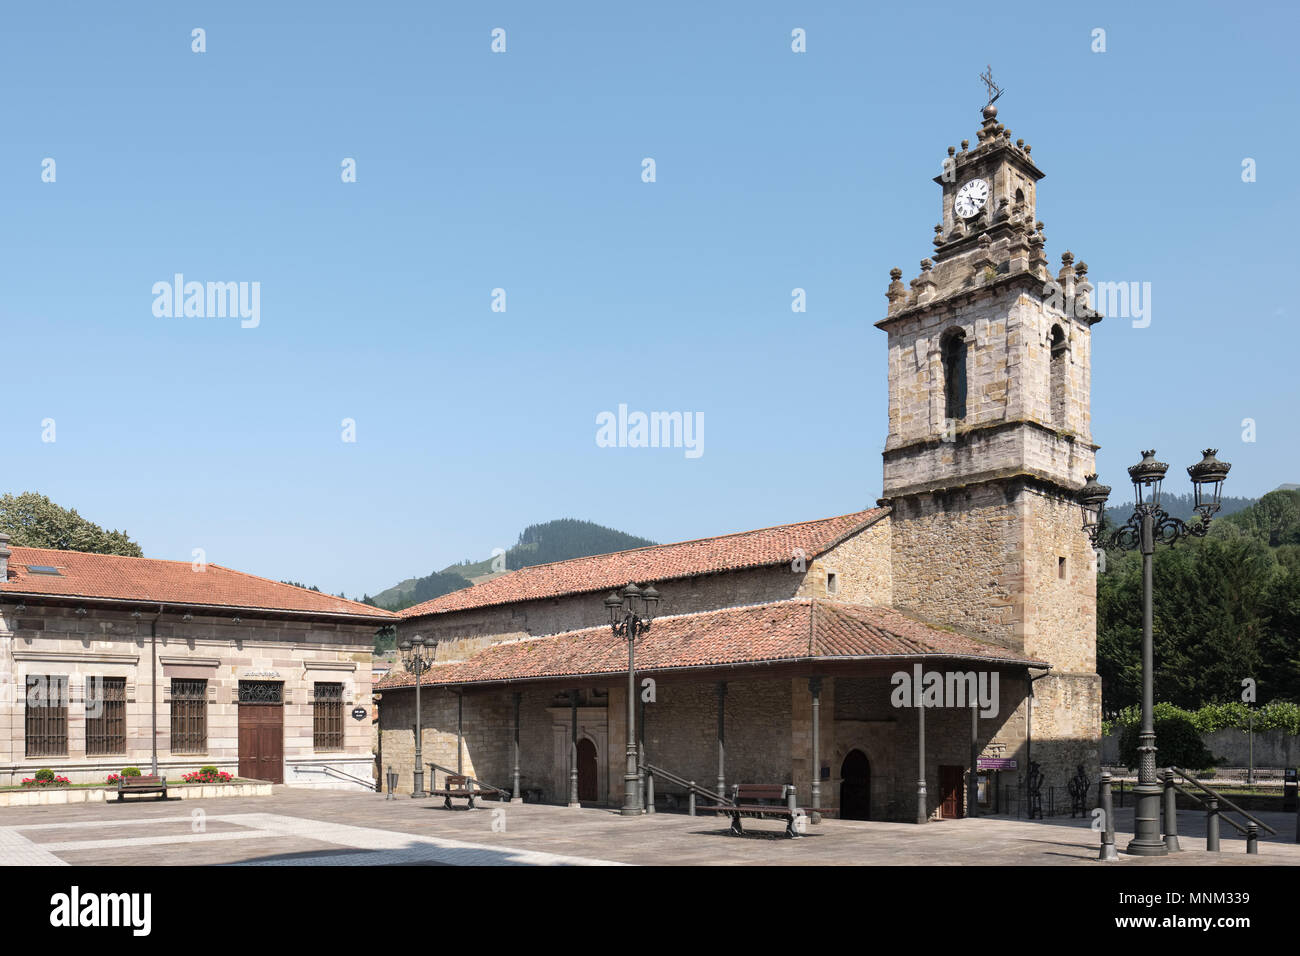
876, 267, 1103, 330
13, 650, 140, 665
878, 467, 1085, 503
883, 416, 1099, 458
159, 655, 220, 668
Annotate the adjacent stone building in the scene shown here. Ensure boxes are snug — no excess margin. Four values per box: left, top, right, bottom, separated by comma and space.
0, 541, 395, 788
376, 102, 1105, 823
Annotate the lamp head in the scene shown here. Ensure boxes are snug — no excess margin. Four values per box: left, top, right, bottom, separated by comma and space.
1077, 473, 1112, 540
1188, 448, 1231, 519
1128, 450, 1168, 509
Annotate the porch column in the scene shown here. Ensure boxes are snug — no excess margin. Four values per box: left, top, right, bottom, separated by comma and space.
809, 677, 822, 823
568, 689, 580, 807
639, 693, 651, 814
511, 691, 522, 803
716, 681, 727, 801
456, 689, 463, 774
916, 700, 927, 825
968, 705, 979, 818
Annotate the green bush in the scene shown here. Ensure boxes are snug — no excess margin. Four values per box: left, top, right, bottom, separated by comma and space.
200, 766, 219, 776
1117, 703, 1217, 771
34, 768, 55, 783
121, 766, 142, 777
1109, 701, 1300, 738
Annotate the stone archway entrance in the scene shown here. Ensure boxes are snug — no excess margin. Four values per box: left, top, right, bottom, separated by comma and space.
576, 737, 598, 802
840, 749, 870, 820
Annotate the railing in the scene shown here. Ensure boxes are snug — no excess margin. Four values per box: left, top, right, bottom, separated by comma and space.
999, 782, 1095, 819
643, 762, 731, 814
426, 761, 511, 799
295, 764, 379, 792
1165, 766, 1274, 853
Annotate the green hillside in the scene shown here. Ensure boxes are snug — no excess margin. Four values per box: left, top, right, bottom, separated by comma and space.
367, 518, 657, 612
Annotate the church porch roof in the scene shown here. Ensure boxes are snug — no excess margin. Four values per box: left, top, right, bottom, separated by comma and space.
376, 598, 1047, 689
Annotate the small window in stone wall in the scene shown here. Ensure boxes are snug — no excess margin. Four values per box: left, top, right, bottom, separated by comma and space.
826, 571, 839, 595
1058, 556, 1067, 580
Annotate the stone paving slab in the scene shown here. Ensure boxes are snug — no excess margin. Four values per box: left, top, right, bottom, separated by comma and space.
1, 786, 1298, 866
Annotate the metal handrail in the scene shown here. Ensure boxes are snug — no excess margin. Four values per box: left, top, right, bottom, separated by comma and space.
426, 761, 510, 797
1167, 780, 1249, 835
296, 764, 379, 792
643, 762, 732, 806
1170, 766, 1277, 835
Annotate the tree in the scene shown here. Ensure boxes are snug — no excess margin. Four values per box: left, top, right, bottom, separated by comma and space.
0, 492, 143, 556
1260, 568, 1300, 702
1225, 489, 1300, 547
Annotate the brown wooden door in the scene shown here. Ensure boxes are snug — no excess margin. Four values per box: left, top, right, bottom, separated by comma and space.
939, 765, 964, 819
238, 704, 284, 783
576, 737, 598, 802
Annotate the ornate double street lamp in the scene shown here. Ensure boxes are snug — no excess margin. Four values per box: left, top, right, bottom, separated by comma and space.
399, 636, 438, 798
1078, 449, 1231, 856
604, 583, 659, 816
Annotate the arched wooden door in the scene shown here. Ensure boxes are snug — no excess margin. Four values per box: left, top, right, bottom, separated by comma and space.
576, 737, 598, 802
840, 749, 871, 820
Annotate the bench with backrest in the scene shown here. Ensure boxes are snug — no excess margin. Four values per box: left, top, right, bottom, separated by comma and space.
117, 774, 168, 801
697, 783, 805, 838
428, 771, 508, 810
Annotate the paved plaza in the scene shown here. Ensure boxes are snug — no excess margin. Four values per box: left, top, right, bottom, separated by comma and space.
1, 787, 1297, 866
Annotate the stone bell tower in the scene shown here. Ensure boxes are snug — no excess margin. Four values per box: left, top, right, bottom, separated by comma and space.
876, 100, 1102, 785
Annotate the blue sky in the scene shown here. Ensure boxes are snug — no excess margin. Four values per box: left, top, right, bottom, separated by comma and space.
2, 1, 1297, 598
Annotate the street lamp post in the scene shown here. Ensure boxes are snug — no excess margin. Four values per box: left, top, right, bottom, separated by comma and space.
1078, 449, 1231, 856
399, 636, 438, 798
604, 583, 660, 816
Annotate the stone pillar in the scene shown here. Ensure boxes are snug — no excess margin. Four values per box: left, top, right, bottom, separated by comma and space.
917, 702, 927, 825
511, 691, 522, 803
968, 705, 978, 818
568, 690, 579, 807
456, 689, 463, 775
716, 681, 727, 801
809, 677, 822, 823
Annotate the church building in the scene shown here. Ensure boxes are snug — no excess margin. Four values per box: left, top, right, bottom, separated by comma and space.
376, 101, 1103, 822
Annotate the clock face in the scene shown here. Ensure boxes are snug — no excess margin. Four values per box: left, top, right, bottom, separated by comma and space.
954, 179, 990, 219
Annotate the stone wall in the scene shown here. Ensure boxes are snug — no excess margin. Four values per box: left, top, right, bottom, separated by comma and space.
887, 481, 1024, 647
378, 674, 796, 808
375, 667, 1057, 823
0, 602, 375, 787
801, 517, 892, 607
1101, 728, 1300, 770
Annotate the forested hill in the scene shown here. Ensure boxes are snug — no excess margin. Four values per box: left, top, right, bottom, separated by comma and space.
1097, 488, 1300, 713
1104, 491, 1256, 527
365, 519, 657, 612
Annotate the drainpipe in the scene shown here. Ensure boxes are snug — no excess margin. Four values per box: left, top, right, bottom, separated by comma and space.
151, 604, 163, 778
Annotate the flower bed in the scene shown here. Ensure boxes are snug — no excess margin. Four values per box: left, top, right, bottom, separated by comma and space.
21, 774, 71, 788
181, 770, 233, 784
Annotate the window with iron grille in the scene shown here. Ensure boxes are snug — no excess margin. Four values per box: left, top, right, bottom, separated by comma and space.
313, 683, 344, 750
25, 675, 68, 757
170, 679, 208, 754
86, 676, 127, 755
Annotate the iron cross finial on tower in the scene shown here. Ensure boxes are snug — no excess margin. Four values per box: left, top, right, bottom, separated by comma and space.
979, 64, 1004, 108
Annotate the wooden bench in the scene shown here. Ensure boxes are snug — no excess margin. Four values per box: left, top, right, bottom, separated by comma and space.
116, 774, 168, 802
697, 783, 807, 838
428, 772, 508, 810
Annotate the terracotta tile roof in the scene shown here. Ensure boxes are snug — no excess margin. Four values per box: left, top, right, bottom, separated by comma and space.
399, 508, 888, 620
376, 599, 1045, 688
1, 546, 397, 621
